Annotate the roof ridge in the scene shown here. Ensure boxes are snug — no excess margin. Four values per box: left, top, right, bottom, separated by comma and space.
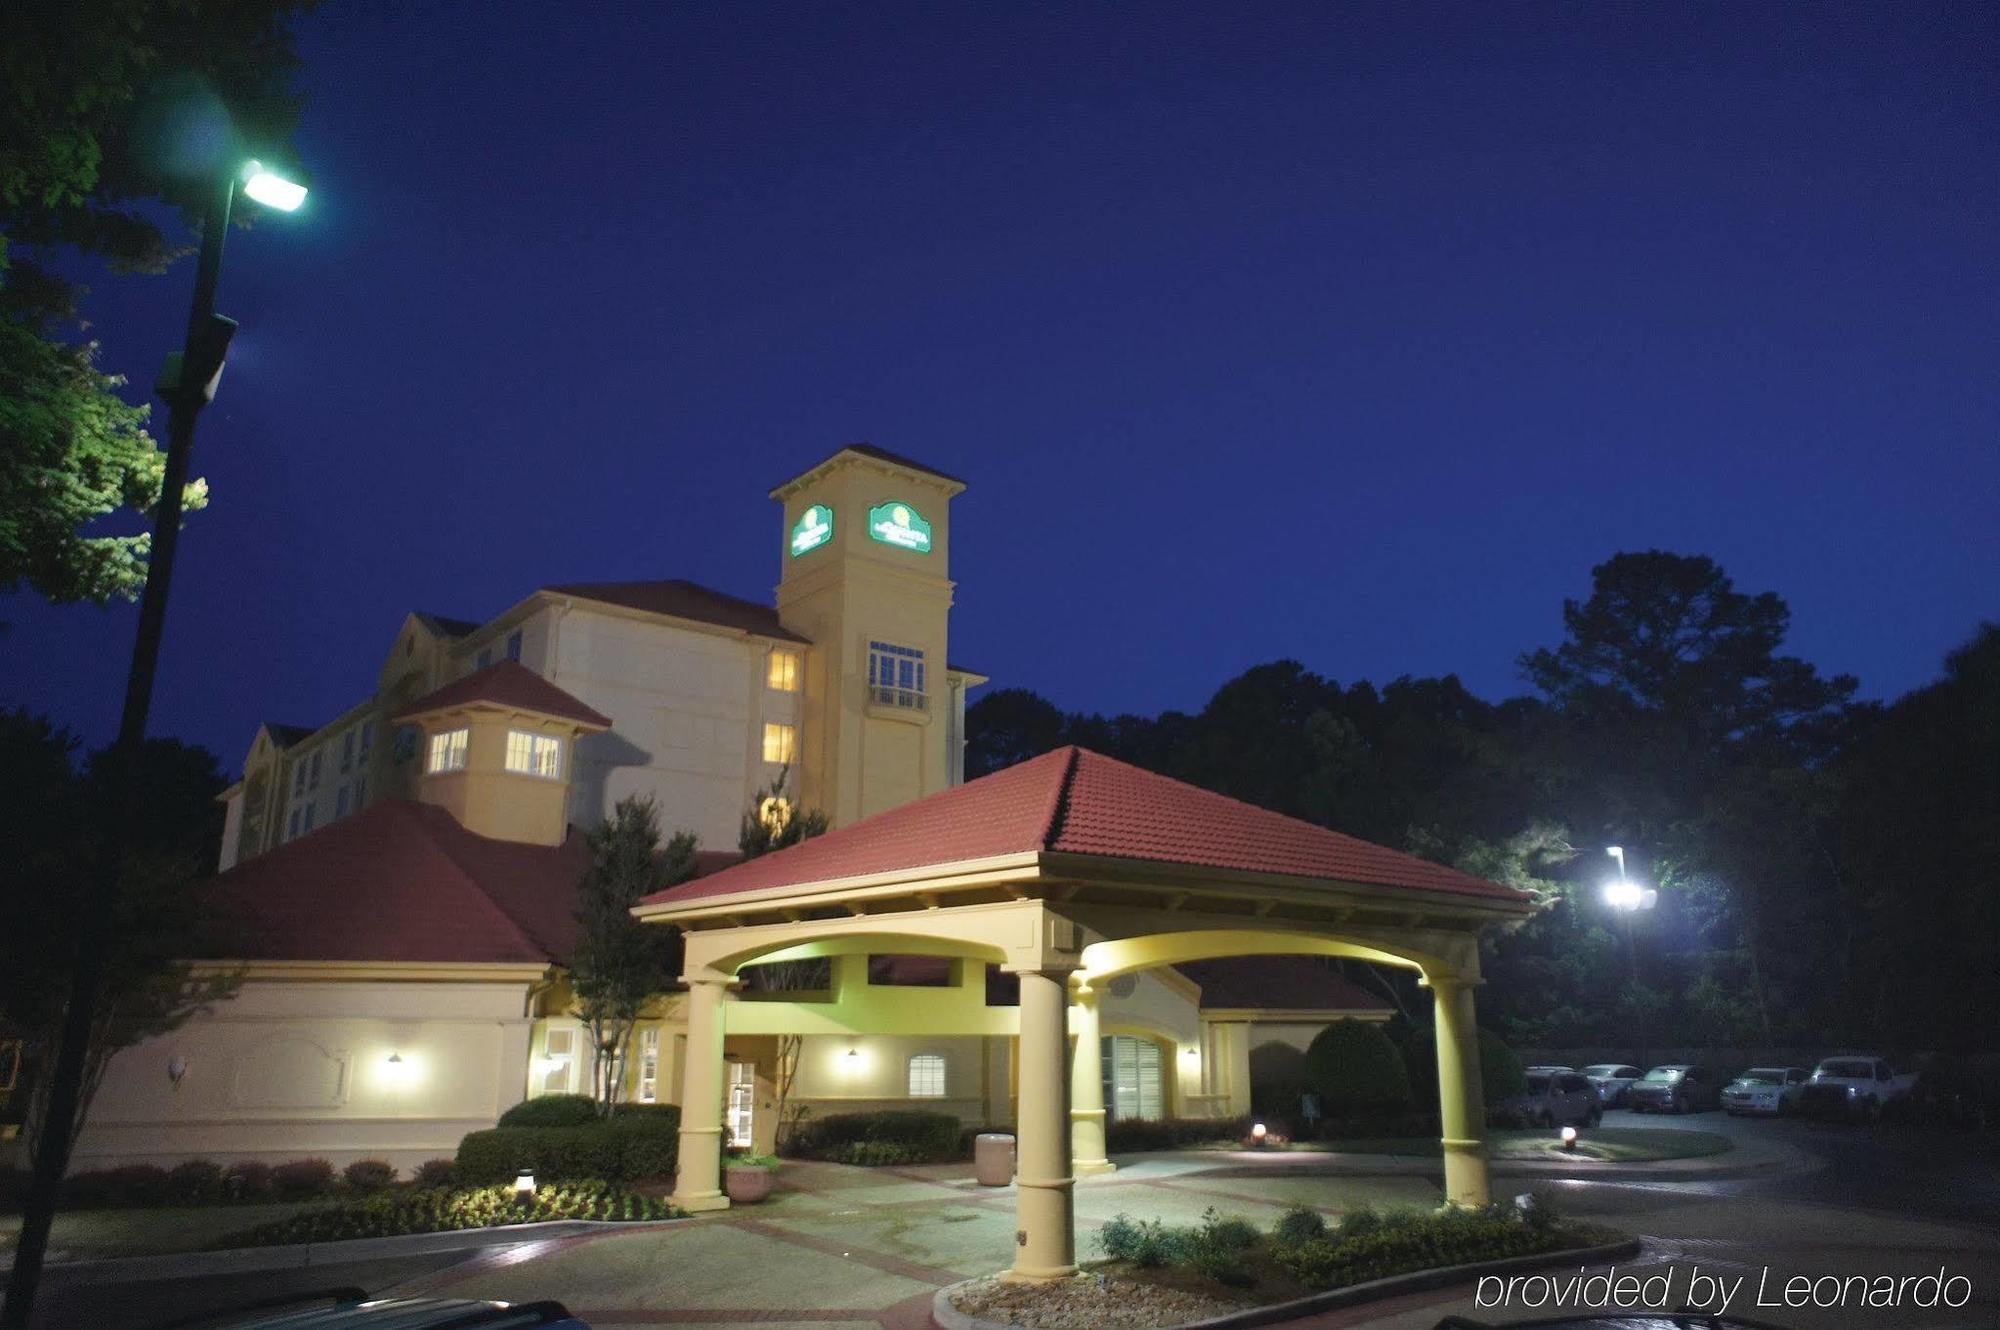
413, 805, 564, 960
1039, 746, 1084, 850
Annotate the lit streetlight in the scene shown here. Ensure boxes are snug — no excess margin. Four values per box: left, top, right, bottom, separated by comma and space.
1, 155, 309, 1330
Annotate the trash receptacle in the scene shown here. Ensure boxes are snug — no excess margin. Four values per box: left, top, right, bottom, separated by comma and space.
974, 1132, 1016, 1186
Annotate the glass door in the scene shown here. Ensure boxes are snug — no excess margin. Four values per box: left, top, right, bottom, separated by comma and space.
726, 1060, 756, 1147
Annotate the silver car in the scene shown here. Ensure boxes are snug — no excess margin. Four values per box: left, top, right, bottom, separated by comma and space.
1722, 1066, 1809, 1116
1504, 1070, 1603, 1128
1581, 1063, 1644, 1106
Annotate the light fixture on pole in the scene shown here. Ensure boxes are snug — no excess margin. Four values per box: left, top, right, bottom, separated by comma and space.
1, 150, 310, 1330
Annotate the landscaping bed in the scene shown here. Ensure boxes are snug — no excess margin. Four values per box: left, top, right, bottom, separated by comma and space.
210, 1179, 683, 1248
948, 1199, 1621, 1330
1141, 1125, 1732, 1163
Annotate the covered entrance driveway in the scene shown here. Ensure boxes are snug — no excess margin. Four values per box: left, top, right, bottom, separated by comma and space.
633, 747, 1534, 1282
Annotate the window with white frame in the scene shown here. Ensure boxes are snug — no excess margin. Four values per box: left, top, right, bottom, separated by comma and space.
292, 762, 306, 797
637, 1027, 660, 1103
339, 730, 354, 773
504, 730, 561, 778
908, 1053, 947, 1098
426, 728, 469, 774
307, 750, 322, 789
541, 1026, 576, 1094
507, 629, 524, 662
336, 785, 350, 818
762, 722, 796, 764
287, 807, 301, 840
302, 803, 317, 833
766, 648, 801, 692
867, 641, 926, 710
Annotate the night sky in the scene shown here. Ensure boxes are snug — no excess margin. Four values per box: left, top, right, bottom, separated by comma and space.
5, 3, 1995, 769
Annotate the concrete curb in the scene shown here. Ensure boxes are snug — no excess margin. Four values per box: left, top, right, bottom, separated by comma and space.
931, 1234, 1645, 1330
3, 1215, 695, 1283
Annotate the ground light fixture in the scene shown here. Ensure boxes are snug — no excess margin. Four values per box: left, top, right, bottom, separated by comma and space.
1250, 1122, 1268, 1146
1561, 1126, 1578, 1151
514, 1169, 536, 1202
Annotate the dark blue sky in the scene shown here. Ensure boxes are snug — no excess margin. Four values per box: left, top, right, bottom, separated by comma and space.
6, 2, 1996, 767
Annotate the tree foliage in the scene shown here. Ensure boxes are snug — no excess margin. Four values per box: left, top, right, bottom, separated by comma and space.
1301, 1019, 1412, 1118
567, 796, 695, 1117
0, 709, 237, 1162
1, 0, 311, 603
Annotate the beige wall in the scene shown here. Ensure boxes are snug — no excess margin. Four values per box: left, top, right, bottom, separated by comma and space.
75, 973, 540, 1175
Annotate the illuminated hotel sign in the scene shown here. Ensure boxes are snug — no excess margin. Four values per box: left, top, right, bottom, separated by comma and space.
789, 505, 834, 557
867, 502, 932, 553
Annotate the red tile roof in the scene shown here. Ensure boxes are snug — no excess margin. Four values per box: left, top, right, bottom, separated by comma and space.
644, 747, 1529, 908
203, 800, 588, 964
392, 660, 611, 729
1176, 957, 1390, 1013
544, 579, 810, 645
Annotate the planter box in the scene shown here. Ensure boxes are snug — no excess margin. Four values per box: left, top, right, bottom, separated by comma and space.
724, 1165, 775, 1204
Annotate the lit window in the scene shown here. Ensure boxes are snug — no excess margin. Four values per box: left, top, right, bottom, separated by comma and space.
638, 1027, 660, 1103
867, 641, 926, 710
762, 722, 796, 764
541, 1027, 575, 1094
908, 1053, 947, 1098
307, 751, 322, 789
766, 648, 801, 692
339, 731, 355, 773
504, 730, 562, 778
507, 630, 524, 662
426, 728, 469, 774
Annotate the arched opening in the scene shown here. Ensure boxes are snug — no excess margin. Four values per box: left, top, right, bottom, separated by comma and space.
1079, 927, 1446, 985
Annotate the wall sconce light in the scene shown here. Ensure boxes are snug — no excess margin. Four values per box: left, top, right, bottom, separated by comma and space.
514, 1169, 536, 1201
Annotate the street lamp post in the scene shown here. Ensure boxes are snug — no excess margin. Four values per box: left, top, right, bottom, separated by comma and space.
1602, 845, 1659, 1065
0, 160, 305, 1330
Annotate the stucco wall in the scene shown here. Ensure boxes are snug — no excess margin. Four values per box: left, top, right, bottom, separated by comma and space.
74, 977, 538, 1174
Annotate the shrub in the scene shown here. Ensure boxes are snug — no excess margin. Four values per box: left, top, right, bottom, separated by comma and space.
413, 1158, 458, 1189
1182, 1209, 1258, 1287
1403, 1026, 1527, 1108
498, 1094, 601, 1128
455, 1109, 682, 1185
1096, 1214, 1184, 1267
167, 1159, 226, 1205
212, 1180, 683, 1248
1274, 1206, 1327, 1245
1272, 1201, 1571, 1291
224, 1161, 273, 1201
343, 1159, 397, 1191
1303, 1020, 1413, 1118
1103, 1115, 1250, 1154
63, 1165, 170, 1208
269, 1158, 338, 1199
788, 1110, 962, 1164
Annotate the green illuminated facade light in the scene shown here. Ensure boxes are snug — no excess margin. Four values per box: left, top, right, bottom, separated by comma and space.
867, 501, 932, 553
789, 504, 834, 557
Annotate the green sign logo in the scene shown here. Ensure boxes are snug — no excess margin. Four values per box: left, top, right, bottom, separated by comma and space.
867, 501, 933, 553
789, 504, 834, 557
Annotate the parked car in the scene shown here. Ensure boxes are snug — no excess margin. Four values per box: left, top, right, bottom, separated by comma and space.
1625, 1064, 1721, 1113
1721, 1066, 1810, 1116
1799, 1056, 1915, 1119
1580, 1063, 1644, 1106
1525, 1064, 1576, 1075
1499, 1070, 1602, 1128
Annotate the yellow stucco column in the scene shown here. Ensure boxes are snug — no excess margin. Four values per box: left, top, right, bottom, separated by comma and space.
1068, 983, 1113, 1176
1007, 969, 1077, 1281
1429, 974, 1490, 1207
669, 975, 731, 1212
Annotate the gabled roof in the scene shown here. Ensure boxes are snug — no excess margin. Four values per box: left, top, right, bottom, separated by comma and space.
643, 746, 1529, 908
1176, 957, 1390, 1013
263, 723, 315, 748
202, 800, 587, 964
544, 579, 810, 645
392, 660, 611, 729
414, 611, 481, 638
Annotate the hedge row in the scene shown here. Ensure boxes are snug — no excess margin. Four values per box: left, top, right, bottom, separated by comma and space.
11, 1157, 451, 1210
455, 1107, 682, 1185
786, 1110, 962, 1164
1104, 1115, 1251, 1154
213, 1180, 681, 1248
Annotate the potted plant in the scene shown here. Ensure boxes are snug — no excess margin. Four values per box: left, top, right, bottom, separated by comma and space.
723, 1152, 778, 1204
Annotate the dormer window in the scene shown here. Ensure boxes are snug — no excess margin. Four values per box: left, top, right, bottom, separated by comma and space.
426, 728, 469, 774
504, 730, 562, 779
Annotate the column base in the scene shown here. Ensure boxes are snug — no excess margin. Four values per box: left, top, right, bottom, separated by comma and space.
1000, 1263, 1080, 1283
1072, 1159, 1117, 1176
669, 1191, 731, 1213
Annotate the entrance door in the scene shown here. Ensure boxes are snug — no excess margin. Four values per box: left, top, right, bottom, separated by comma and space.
726, 1060, 756, 1148
1101, 1036, 1164, 1121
